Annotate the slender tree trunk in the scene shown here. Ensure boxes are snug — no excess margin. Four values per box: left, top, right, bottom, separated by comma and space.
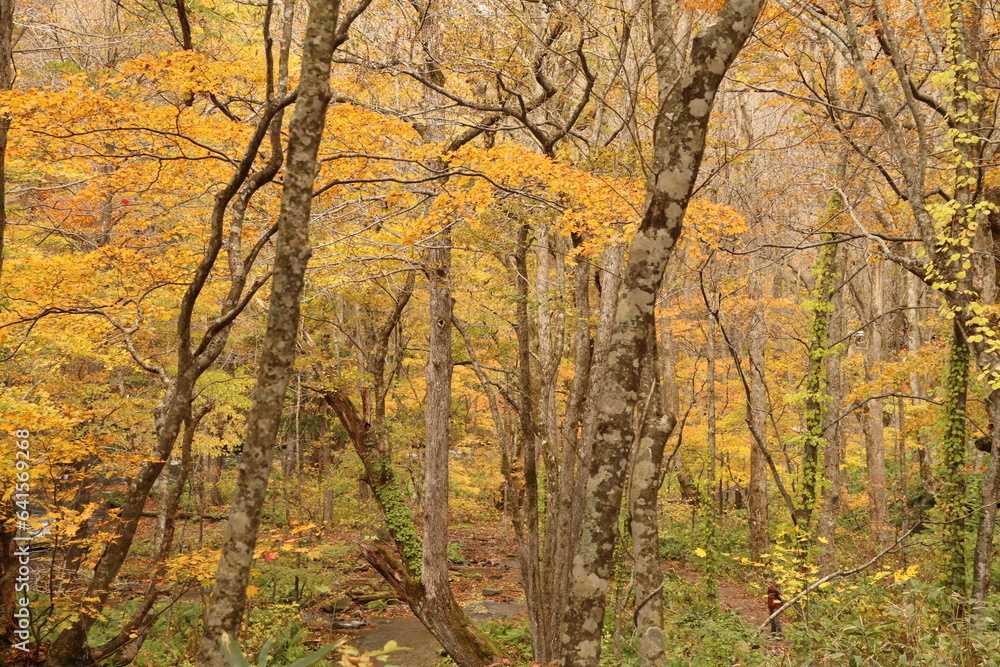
510, 221, 544, 658
706, 304, 718, 505
747, 270, 770, 563
0, 0, 13, 280
817, 257, 845, 576
799, 238, 838, 535
92, 405, 209, 665
972, 389, 1000, 613
196, 0, 338, 659
861, 262, 889, 546
558, 1, 764, 662
659, 312, 696, 501
543, 239, 593, 663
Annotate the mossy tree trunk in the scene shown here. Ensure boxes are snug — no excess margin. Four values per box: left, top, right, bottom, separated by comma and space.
558, 0, 765, 662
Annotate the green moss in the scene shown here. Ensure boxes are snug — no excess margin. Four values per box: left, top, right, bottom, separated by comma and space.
371, 452, 423, 577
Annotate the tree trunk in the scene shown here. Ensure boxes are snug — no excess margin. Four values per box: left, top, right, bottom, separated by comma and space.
543, 244, 593, 663
322, 390, 502, 666
0, 0, 12, 280
628, 356, 675, 667
939, 321, 970, 598
92, 405, 209, 665
861, 262, 889, 546
972, 389, 1000, 613
706, 302, 718, 505
817, 254, 845, 576
422, 188, 456, 659
747, 270, 770, 563
558, 0, 765, 662
196, 0, 338, 659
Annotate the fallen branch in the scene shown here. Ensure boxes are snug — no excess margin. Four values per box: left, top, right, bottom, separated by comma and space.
756, 522, 920, 634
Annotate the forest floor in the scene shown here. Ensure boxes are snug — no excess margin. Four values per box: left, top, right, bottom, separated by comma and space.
298, 525, 792, 666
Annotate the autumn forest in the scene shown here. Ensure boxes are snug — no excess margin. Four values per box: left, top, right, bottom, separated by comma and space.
2, 0, 1000, 665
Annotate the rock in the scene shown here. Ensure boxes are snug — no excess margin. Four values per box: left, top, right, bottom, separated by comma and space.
482, 588, 502, 597
332, 619, 367, 630
322, 595, 354, 614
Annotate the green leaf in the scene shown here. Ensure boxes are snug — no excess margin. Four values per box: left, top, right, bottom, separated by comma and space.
285, 641, 343, 667
257, 638, 275, 667
220, 632, 252, 667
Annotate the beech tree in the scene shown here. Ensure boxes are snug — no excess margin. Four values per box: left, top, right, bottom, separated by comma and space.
558, 0, 766, 663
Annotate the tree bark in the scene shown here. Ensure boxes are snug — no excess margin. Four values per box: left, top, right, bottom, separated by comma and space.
422, 189, 455, 660
558, 0, 764, 662
0, 0, 13, 281
939, 321, 970, 598
747, 270, 770, 563
196, 0, 339, 660
972, 389, 1000, 613
860, 262, 889, 546
628, 361, 675, 667
817, 255, 846, 577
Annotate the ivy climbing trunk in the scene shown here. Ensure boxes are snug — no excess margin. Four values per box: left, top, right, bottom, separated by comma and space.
196, 0, 339, 661
817, 249, 845, 576
558, 0, 764, 662
939, 322, 970, 599
798, 236, 838, 536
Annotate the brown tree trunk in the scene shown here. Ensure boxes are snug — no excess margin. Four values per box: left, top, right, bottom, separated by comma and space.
505, 220, 549, 662
422, 194, 456, 657
0, 0, 12, 280
860, 262, 889, 546
558, 0, 765, 661
706, 300, 719, 505
196, 0, 340, 660
92, 405, 210, 665
747, 270, 770, 563
973, 389, 1000, 613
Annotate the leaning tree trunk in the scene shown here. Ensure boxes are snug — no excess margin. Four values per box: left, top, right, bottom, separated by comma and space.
196, 0, 339, 661
558, 0, 765, 663
321, 389, 502, 666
